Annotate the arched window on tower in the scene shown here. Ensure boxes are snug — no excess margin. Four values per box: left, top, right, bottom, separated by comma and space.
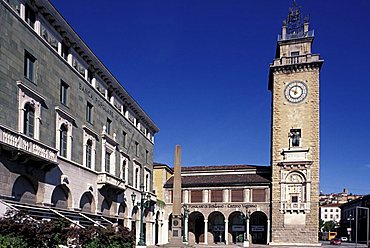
60, 125, 68, 157
23, 103, 35, 137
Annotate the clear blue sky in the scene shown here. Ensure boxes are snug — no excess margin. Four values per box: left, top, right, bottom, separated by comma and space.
51, 0, 370, 195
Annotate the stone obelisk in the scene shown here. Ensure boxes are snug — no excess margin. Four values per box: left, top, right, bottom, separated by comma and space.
165, 145, 187, 247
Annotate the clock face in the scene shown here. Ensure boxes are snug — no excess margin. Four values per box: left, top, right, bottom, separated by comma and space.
285, 81, 308, 103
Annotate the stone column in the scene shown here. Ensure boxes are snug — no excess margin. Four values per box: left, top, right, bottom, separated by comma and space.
267, 219, 271, 244
204, 219, 208, 245
224, 219, 229, 245
243, 217, 250, 247
203, 190, 209, 203
244, 189, 250, 202
184, 190, 189, 203
185, 217, 189, 242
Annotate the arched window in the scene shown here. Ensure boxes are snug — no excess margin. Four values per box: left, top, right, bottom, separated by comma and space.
23, 103, 35, 137
86, 140, 92, 168
60, 125, 68, 157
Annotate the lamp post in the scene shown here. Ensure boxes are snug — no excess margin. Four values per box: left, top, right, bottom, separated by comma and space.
131, 184, 151, 247
241, 209, 251, 247
182, 204, 190, 243
348, 214, 354, 242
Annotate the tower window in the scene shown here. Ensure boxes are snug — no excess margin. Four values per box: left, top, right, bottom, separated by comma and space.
291, 51, 300, 57
291, 196, 298, 203
290, 129, 301, 147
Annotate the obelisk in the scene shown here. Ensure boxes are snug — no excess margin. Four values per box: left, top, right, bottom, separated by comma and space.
164, 145, 185, 247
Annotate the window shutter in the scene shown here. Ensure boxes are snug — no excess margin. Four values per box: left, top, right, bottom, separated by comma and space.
231, 189, 244, 202
252, 189, 266, 202
211, 190, 223, 202
191, 190, 202, 203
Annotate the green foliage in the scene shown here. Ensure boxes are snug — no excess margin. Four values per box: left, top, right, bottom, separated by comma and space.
0, 235, 27, 248
323, 220, 336, 232
0, 210, 134, 248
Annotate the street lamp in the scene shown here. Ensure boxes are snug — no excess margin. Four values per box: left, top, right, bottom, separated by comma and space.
240, 209, 251, 247
182, 204, 190, 243
131, 184, 151, 247
347, 214, 354, 242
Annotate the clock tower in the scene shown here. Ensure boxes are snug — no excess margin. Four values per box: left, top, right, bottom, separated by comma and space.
269, 3, 323, 245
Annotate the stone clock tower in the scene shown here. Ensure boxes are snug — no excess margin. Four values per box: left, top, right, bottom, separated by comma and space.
269, 3, 323, 245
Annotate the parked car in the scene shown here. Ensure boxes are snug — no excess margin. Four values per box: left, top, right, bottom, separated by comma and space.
330, 238, 342, 245
340, 237, 348, 242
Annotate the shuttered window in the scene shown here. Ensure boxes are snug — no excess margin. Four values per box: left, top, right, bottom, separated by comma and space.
231, 189, 244, 202
211, 190, 223, 202
252, 189, 266, 202
191, 190, 202, 203
168, 190, 173, 203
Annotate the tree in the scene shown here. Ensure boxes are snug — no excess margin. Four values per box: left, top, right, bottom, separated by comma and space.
323, 220, 336, 232
319, 219, 325, 231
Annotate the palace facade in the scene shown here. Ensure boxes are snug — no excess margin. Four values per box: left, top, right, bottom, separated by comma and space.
0, 0, 159, 245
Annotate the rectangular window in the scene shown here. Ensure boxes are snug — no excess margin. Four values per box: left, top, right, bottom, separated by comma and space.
60, 81, 69, 106
87, 69, 93, 83
324, 214, 327, 219
191, 190, 202, 203
122, 105, 127, 116
86, 141, 92, 169
291, 196, 298, 203
25, 4, 36, 28
135, 142, 139, 156
231, 189, 244, 202
61, 42, 69, 60
107, 89, 113, 101
24, 51, 36, 82
106, 118, 112, 135
291, 51, 300, 57
252, 189, 266, 202
211, 190, 223, 202
145, 150, 149, 163
168, 190, 173, 203
105, 152, 111, 173
86, 102, 93, 123
122, 131, 127, 147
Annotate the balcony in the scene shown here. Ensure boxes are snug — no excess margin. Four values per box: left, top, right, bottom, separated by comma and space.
97, 172, 125, 192
0, 124, 58, 166
271, 54, 322, 67
278, 30, 314, 41
282, 202, 309, 212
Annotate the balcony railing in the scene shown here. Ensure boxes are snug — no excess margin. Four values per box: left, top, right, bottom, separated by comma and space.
282, 202, 309, 211
97, 172, 125, 191
0, 124, 58, 164
278, 30, 314, 41
271, 54, 321, 67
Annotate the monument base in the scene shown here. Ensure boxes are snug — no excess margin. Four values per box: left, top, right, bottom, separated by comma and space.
160, 242, 193, 248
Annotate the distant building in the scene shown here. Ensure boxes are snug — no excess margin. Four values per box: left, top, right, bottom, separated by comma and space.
320, 203, 341, 225
319, 189, 363, 206
339, 194, 370, 242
